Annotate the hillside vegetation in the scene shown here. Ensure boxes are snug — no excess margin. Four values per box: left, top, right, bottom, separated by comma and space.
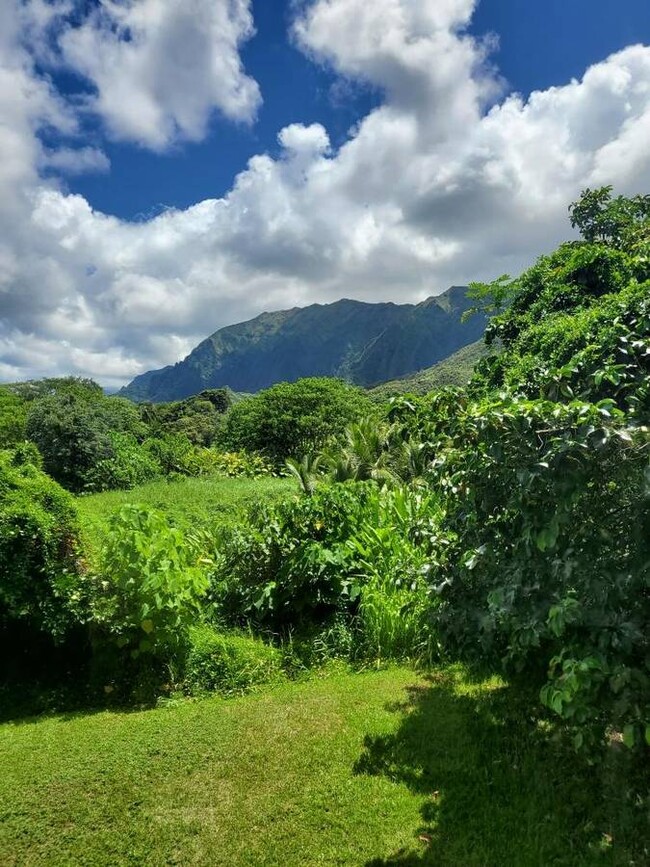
120, 286, 485, 401
369, 339, 490, 399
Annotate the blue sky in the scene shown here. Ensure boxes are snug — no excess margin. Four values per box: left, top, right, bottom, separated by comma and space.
1, 0, 650, 386
62, 0, 650, 218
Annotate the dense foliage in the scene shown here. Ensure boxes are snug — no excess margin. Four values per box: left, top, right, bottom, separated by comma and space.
0, 448, 82, 639
2, 377, 263, 493
211, 482, 438, 661
0, 389, 28, 448
26, 392, 147, 492
470, 187, 650, 423
387, 186, 650, 747
390, 390, 649, 746
140, 388, 231, 446
218, 377, 375, 462
89, 505, 209, 664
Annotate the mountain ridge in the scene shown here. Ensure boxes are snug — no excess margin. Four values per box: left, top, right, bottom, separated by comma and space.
121, 286, 486, 402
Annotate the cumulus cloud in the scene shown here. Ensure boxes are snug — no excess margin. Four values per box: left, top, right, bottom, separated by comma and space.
1, 0, 650, 387
25, 0, 261, 150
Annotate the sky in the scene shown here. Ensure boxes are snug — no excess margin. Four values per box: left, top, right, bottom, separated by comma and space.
1, 0, 649, 388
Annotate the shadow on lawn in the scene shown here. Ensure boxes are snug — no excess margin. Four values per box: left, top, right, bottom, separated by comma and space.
355, 670, 648, 867
0, 624, 162, 726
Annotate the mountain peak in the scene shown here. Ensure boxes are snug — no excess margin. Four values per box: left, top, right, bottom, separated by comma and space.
121, 287, 485, 402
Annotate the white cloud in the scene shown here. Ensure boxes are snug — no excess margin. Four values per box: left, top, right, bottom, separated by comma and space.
1, 0, 650, 387
40, 146, 110, 175
25, 0, 262, 150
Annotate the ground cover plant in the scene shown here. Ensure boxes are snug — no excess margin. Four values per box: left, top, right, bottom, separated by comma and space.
1, 667, 646, 867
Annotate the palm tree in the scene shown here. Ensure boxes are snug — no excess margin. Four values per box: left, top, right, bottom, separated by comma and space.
285, 453, 323, 495
323, 416, 397, 484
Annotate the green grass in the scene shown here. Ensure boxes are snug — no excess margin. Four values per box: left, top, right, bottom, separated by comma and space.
0, 667, 644, 866
76, 474, 294, 552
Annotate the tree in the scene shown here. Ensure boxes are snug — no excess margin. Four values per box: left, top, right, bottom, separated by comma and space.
468, 188, 650, 421
218, 377, 375, 462
569, 185, 650, 247
0, 388, 27, 448
26, 392, 148, 492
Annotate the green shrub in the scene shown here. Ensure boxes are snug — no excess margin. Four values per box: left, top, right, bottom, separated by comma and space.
0, 388, 28, 448
210, 482, 377, 628
210, 450, 275, 478
184, 625, 283, 695
0, 449, 83, 639
92, 505, 209, 657
141, 436, 271, 479
142, 434, 194, 476
85, 432, 161, 491
210, 481, 442, 658
141, 389, 231, 446
26, 392, 148, 492
406, 389, 650, 748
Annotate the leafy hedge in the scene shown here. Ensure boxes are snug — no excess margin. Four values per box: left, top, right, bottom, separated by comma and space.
0, 449, 83, 639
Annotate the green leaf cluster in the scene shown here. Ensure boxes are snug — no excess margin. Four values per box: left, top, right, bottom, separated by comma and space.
218, 377, 375, 463
211, 482, 440, 662
0, 448, 83, 639
93, 504, 209, 657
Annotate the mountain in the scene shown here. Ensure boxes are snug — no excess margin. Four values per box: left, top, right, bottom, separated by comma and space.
121, 286, 486, 402
369, 339, 491, 401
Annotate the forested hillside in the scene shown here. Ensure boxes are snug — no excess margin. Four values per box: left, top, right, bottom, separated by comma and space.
369, 339, 490, 399
120, 285, 485, 401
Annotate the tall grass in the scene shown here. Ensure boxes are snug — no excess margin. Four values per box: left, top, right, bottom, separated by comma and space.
359, 574, 433, 664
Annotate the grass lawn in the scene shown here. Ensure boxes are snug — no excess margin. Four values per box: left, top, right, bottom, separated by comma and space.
76, 474, 294, 552
0, 666, 644, 866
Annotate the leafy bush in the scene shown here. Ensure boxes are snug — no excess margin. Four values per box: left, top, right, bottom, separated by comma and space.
92, 505, 209, 657
0, 388, 28, 448
183, 625, 283, 695
211, 450, 276, 478
211, 482, 376, 628
141, 389, 231, 446
85, 432, 161, 491
26, 392, 148, 492
468, 190, 649, 424
404, 389, 650, 747
0, 449, 83, 639
140, 436, 273, 479
210, 482, 441, 662
142, 434, 194, 476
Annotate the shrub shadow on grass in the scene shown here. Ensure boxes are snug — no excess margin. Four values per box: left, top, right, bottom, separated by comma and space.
356, 669, 647, 867
0, 626, 166, 726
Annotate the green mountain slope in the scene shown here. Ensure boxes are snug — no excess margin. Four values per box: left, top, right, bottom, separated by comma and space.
121, 286, 485, 402
369, 339, 490, 400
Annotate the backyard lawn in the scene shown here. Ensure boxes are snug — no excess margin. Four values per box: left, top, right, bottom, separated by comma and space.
0, 666, 642, 866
